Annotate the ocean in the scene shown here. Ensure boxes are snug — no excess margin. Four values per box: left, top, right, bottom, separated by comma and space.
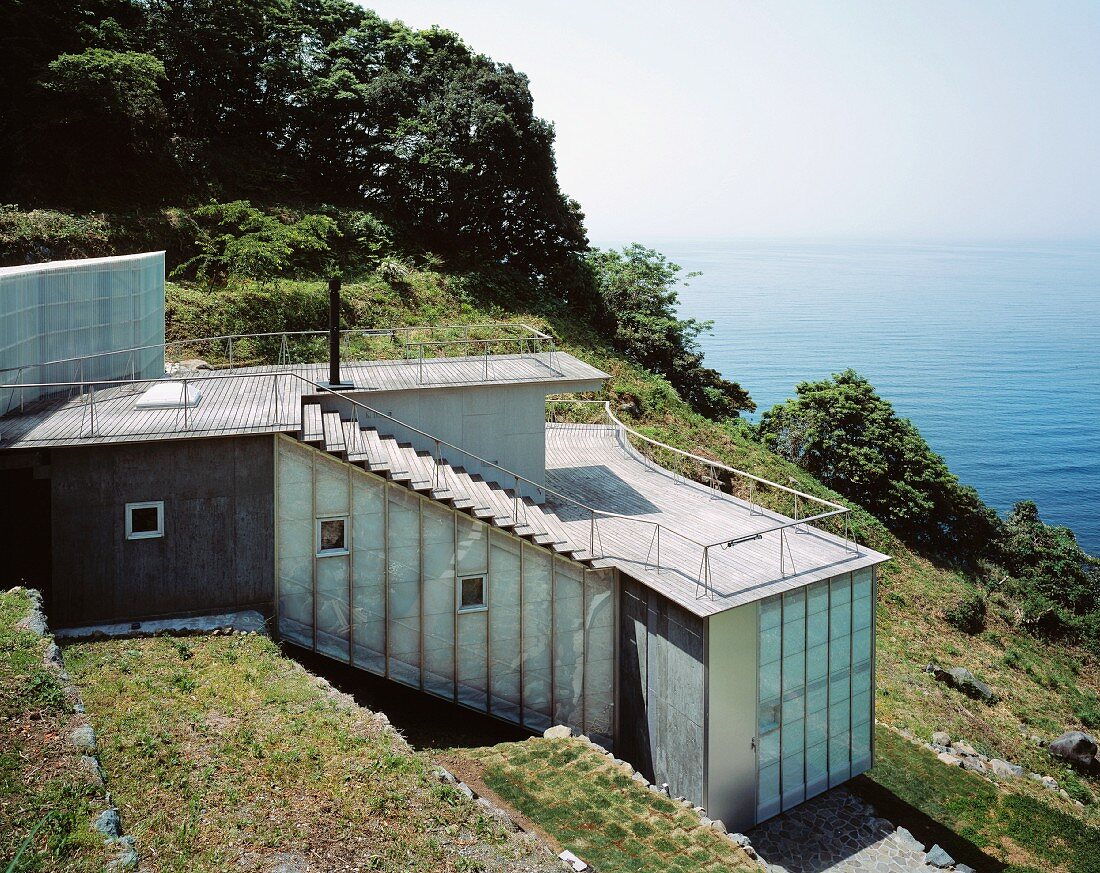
625, 239, 1100, 555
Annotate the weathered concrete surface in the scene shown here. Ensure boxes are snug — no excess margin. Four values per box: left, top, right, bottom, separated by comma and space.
618, 576, 705, 806
749, 789, 938, 872
50, 434, 275, 626
53, 609, 267, 641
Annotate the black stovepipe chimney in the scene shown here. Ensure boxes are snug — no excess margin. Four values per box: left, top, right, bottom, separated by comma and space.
328, 275, 341, 387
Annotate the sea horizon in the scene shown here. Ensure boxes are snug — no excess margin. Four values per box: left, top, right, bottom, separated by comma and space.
597, 236, 1100, 555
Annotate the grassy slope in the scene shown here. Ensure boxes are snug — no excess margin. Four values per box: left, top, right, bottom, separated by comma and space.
0, 589, 107, 872
163, 272, 1100, 859
454, 739, 756, 873
62, 632, 555, 873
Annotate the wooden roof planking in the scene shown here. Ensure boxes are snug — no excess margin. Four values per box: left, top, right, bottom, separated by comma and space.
0, 351, 607, 450
544, 422, 889, 616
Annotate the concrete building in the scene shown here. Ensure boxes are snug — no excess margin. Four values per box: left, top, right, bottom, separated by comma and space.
0, 254, 888, 833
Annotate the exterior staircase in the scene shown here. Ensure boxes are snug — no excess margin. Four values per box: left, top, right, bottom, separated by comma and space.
300, 400, 595, 562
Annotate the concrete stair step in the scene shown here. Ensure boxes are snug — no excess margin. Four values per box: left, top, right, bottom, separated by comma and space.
301, 402, 323, 443
321, 412, 346, 455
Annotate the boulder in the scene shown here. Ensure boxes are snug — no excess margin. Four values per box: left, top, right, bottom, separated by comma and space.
94, 808, 122, 841
951, 741, 978, 757
961, 757, 987, 773
543, 724, 572, 740
925, 844, 954, 868
932, 665, 996, 702
892, 827, 924, 853
70, 724, 97, 754
931, 731, 951, 747
989, 758, 1024, 779
937, 752, 963, 767
1047, 731, 1098, 772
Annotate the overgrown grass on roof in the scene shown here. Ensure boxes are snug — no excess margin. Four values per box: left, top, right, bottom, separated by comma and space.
0, 589, 106, 873
61, 633, 546, 872
462, 738, 757, 873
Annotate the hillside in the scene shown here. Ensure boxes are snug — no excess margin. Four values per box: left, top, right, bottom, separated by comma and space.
2, 1, 1098, 869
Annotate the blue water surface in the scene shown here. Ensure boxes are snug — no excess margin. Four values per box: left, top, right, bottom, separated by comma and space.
622, 239, 1100, 555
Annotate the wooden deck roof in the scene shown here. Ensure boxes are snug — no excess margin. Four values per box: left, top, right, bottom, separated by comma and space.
0, 352, 606, 450
544, 422, 889, 616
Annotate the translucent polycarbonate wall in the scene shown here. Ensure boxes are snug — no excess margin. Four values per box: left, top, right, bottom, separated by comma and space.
756, 567, 874, 822
276, 436, 615, 745
0, 252, 165, 414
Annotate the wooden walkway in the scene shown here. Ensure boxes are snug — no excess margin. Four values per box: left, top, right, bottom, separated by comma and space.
544, 423, 888, 616
0, 353, 606, 450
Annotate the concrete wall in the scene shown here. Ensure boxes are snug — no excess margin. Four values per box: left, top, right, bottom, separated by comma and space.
321, 383, 550, 499
49, 435, 275, 625
617, 576, 706, 804
704, 602, 758, 833
0, 252, 165, 415
275, 435, 616, 745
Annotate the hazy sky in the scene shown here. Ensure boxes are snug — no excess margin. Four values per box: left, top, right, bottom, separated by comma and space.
362, 1, 1100, 243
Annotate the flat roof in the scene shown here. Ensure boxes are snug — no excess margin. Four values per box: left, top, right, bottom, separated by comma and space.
0, 352, 607, 449
544, 422, 888, 617
0, 251, 165, 278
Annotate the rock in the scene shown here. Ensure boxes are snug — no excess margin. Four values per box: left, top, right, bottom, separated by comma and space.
893, 826, 924, 853
951, 741, 978, 757
43, 642, 63, 667
79, 754, 105, 786
1047, 731, 1098, 772
454, 781, 475, 800
543, 724, 572, 740
961, 757, 987, 773
699, 816, 714, 828
937, 752, 963, 767
728, 833, 752, 848
708, 818, 728, 834
1040, 775, 1059, 791
931, 665, 997, 702
631, 772, 649, 785
925, 844, 954, 868
70, 724, 97, 753
15, 612, 48, 636
432, 765, 457, 784
990, 758, 1024, 779
955, 865, 977, 873
931, 731, 951, 747
94, 808, 122, 841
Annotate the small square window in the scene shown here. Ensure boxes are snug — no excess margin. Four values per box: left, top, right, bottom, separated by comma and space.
316, 517, 348, 556
458, 574, 487, 612
125, 501, 164, 540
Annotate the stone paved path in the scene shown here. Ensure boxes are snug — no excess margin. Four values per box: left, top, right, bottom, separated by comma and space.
747, 789, 941, 872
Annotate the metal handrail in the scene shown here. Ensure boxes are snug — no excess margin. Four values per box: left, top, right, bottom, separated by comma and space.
0, 368, 856, 594
547, 398, 856, 575
0, 322, 554, 376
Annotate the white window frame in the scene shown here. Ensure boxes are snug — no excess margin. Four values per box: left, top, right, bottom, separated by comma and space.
316, 516, 349, 557
125, 501, 164, 540
457, 573, 488, 613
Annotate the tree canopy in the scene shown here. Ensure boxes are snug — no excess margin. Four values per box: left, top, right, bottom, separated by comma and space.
757, 369, 999, 556
586, 245, 755, 419
0, 0, 585, 278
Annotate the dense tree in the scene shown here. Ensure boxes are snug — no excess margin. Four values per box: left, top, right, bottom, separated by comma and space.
757, 369, 1000, 556
998, 501, 1100, 616
0, 0, 586, 278
586, 245, 754, 419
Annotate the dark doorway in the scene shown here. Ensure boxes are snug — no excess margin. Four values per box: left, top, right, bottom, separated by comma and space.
0, 461, 52, 598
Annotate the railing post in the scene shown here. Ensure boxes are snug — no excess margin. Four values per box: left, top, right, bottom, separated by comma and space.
656, 525, 661, 573
513, 475, 520, 523
484, 343, 489, 381
88, 384, 96, 436
590, 509, 595, 557
182, 378, 189, 431
434, 439, 442, 491
419, 343, 424, 384
780, 528, 785, 576
228, 336, 234, 369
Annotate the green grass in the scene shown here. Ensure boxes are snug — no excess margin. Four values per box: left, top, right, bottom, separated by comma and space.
62, 633, 544, 872
867, 726, 1100, 873
0, 589, 106, 872
461, 738, 756, 873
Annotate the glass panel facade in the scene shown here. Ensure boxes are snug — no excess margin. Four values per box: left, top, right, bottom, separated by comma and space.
276, 437, 614, 741
756, 569, 876, 822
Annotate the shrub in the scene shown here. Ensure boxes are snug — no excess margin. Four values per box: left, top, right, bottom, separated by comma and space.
943, 591, 986, 634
